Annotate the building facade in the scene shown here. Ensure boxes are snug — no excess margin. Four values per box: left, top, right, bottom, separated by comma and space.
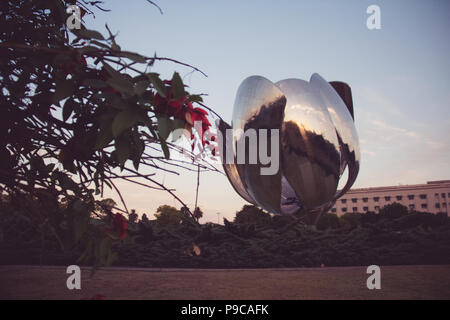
331, 180, 450, 216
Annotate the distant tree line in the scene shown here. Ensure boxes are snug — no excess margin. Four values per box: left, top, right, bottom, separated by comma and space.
1, 195, 449, 268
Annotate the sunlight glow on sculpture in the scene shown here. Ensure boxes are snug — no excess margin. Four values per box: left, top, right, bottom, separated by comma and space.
218, 73, 360, 225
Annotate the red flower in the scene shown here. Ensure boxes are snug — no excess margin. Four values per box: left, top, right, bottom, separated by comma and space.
183, 106, 211, 146
113, 213, 127, 240
152, 80, 212, 147
168, 96, 187, 109
153, 90, 187, 117
105, 213, 127, 240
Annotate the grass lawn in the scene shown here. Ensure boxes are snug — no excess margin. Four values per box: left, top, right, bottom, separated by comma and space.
0, 265, 449, 300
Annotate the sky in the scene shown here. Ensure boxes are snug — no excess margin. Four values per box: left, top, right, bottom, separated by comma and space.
82, 0, 450, 223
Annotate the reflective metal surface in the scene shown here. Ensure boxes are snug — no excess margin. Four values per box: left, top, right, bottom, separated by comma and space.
217, 119, 256, 205
310, 74, 360, 204
232, 76, 286, 214
220, 73, 360, 224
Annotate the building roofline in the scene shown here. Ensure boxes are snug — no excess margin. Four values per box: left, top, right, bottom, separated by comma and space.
347, 180, 450, 193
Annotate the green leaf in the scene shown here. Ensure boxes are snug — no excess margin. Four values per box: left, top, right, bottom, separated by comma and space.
102, 61, 121, 78
72, 29, 105, 40
188, 94, 204, 103
157, 116, 173, 141
62, 98, 75, 122
95, 124, 114, 150
171, 119, 186, 142
115, 136, 130, 165
120, 52, 147, 63
60, 150, 76, 174
83, 78, 107, 88
171, 72, 185, 99
132, 74, 148, 83
45, 163, 56, 172
132, 157, 140, 171
53, 79, 75, 103
108, 96, 128, 110
104, 180, 112, 189
90, 40, 111, 49
147, 73, 166, 98
106, 77, 134, 95
112, 110, 139, 137
134, 80, 150, 96
160, 139, 170, 159
102, 62, 134, 94
131, 131, 145, 170
111, 43, 121, 51
79, 45, 99, 54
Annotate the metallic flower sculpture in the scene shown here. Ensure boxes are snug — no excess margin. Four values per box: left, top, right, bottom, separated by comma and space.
218, 73, 360, 225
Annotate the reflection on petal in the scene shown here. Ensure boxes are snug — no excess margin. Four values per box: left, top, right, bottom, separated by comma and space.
309, 73, 360, 201
217, 119, 256, 205
276, 79, 341, 210
222, 73, 360, 223
232, 76, 286, 214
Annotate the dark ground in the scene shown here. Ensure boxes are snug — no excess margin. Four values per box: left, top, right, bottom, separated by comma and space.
0, 265, 449, 300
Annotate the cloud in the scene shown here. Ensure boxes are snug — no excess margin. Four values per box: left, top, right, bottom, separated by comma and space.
360, 87, 404, 118
425, 141, 447, 151
362, 150, 376, 157
370, 119, 414, 134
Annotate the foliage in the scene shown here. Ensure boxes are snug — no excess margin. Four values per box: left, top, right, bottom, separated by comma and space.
0, 0, 218, 270
1, 199, 450, 268
117, 206, 450, 268
193, 207, 204, 222
378, 202, 409, 219
128, 209, 138, 224
0, 193, 125, 272
154, 205, 183, 228
233, 205, 272, 226
316, 213, 340, 230
339, 212, 362, 229
141, 213, 149, 223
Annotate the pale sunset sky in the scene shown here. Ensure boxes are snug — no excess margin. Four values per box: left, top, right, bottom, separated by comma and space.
82, 0, 450, 222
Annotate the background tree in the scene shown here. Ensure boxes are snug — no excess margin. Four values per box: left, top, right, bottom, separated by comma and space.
128, 209, 138, 224
316, 213, 340, 230
154, 205, 182, 228
193, 207, 203, 222
378, 202, 409, 219
339, 212, 362, 229
141, 213, 149, 223
234, 205, 272, 226
95, 198, 117, 217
